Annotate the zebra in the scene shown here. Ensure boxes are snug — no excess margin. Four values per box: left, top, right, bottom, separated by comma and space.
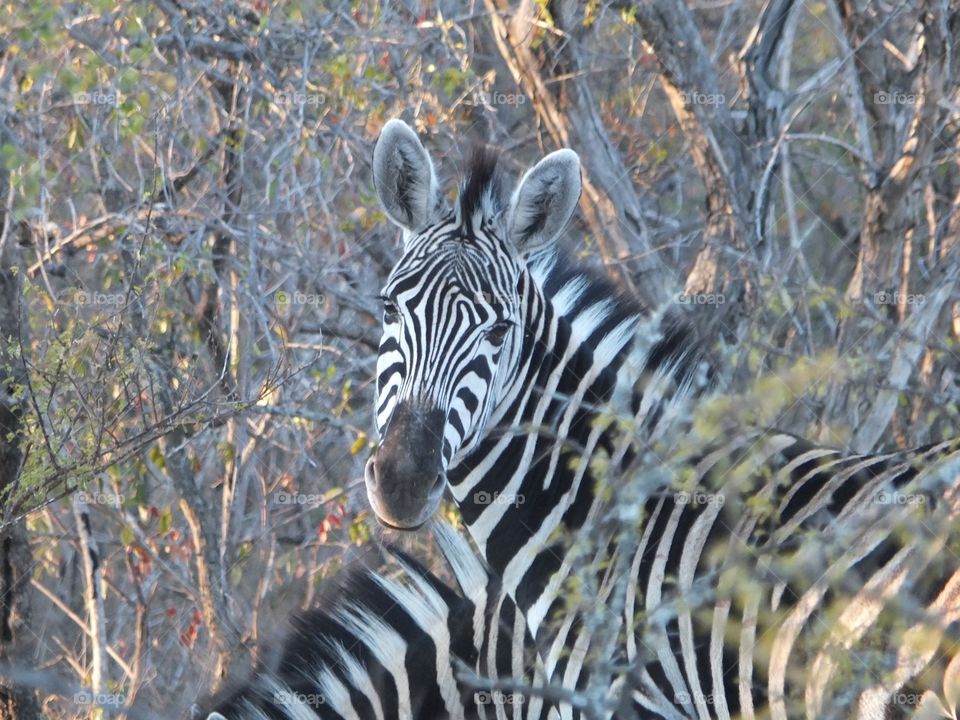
198, 522, 560, 720
364, 118, 960, 718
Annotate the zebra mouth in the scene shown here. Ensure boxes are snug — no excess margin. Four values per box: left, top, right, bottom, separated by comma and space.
379, 518, 425, 531
364, 457, 446, 530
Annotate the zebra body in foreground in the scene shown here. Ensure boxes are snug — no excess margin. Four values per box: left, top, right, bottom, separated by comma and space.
365, 119, 960, 718
200, 523, 556, 719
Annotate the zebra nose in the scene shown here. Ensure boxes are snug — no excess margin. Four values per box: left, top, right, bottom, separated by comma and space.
365, 403, 447, 529
365, 456, 444, 498
364, 457, 445, 530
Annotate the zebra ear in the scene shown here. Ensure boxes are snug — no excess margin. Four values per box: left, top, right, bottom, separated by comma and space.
507, 149, 581, 257
373, 119, 439, 236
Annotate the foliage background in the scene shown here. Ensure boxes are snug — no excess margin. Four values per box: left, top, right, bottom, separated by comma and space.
0, 1, 957, 717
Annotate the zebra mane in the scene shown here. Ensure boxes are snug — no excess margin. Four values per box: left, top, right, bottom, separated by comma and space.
531, 251, 711, 400
196, 523, 490, 720
535, 251, 644, 320
458, 145, 505, 222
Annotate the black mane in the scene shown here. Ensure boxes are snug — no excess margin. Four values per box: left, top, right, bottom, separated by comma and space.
538, 253, 712, 398
459, 146, 504, 221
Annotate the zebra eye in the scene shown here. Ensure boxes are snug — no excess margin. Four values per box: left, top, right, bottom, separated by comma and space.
380, 297, 399, 323
485, 321, 511, 345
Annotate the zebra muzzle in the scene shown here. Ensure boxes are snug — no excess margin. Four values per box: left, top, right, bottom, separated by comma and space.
365, 403, 447, 529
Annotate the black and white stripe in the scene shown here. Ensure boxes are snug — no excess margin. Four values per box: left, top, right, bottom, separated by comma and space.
199, 524, 562, 720
367, 119, 960, 718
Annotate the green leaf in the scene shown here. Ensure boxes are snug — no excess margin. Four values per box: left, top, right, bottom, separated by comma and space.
158, 508, 172, 535
149, 444, 166, 470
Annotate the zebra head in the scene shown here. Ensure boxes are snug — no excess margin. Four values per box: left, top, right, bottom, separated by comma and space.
365, 119, 581, 529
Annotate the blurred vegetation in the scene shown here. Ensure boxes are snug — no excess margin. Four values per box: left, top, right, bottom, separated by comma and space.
0, 0, 957, 717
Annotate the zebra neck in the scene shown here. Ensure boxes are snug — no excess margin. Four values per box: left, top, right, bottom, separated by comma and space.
449, 276, 646, 635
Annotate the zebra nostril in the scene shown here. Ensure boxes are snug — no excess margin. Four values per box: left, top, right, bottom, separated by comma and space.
365, 457, 380, 489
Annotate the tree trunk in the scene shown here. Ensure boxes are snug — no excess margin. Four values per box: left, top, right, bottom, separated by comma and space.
0, 126, 43, 720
